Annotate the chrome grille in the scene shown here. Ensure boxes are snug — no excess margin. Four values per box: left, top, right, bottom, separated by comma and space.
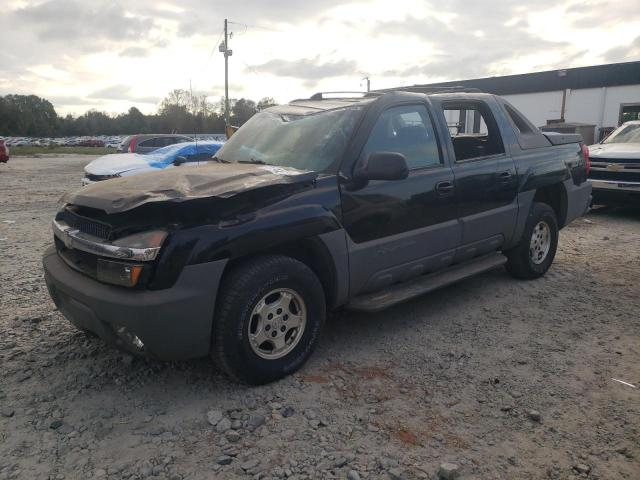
59, 209, 112, 239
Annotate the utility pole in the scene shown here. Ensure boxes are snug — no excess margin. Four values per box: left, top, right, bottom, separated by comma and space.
219, 19, 233, 128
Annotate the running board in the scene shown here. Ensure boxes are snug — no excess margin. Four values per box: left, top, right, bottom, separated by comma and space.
346, 252, 507, 312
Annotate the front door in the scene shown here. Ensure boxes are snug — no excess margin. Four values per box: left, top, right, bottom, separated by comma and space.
339, 103, 461, 296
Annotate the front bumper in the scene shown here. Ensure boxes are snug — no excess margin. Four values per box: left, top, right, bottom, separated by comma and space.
590, 179, 640, 204
43, 246, 227, 360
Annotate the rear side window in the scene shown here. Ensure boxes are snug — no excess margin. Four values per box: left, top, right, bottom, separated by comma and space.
500, 100, 551, 150
442, 101, 505, 161
361, 105, 441, 169
504, 104, 533, 134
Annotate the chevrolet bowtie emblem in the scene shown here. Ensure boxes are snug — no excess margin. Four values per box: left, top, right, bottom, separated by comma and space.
606, 164, 624, 172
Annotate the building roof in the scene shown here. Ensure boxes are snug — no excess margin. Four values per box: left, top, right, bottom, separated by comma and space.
411, 61, 640, 96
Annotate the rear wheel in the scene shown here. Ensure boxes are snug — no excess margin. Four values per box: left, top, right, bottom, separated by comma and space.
506, 202, 559, 279
212, 255, 325, 384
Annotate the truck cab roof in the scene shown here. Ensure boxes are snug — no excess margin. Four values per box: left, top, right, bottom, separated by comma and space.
272, 87, 491, 116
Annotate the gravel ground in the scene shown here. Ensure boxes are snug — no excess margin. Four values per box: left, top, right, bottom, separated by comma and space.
1, 156, 639, 480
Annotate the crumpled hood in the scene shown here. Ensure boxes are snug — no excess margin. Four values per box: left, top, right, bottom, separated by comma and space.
589, 143, 640, 159
63, 163, 317, 214
84, 153, 154, 176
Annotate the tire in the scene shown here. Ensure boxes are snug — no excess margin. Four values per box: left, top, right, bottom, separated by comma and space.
505, 202, 559, 280
212, 255, 326, 385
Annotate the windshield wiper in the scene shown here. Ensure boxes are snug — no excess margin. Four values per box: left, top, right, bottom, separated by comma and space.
211, 156, 230, 163
238, 158, 269, 165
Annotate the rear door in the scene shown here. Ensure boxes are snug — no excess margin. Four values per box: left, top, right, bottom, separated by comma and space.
440, 98, 518, 260
340, 101, 461, 296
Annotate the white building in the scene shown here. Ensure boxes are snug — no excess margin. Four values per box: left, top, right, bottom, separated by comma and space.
418, 61, 640, 142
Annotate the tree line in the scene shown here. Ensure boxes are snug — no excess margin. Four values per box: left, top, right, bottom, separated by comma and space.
0, 90, 276, 137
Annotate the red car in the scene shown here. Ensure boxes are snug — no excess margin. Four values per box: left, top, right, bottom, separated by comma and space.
0, 138, 9, 163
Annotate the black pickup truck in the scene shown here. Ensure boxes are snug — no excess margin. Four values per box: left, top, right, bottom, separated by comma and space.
43, 89, 592, 384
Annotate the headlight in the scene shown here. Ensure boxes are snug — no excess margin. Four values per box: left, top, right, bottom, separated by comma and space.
110, 230, 168, 262
112, 230, 167, 249
96, 231, 167, 287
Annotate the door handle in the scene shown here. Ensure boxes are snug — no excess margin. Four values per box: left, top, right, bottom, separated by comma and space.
435, 180, 454, 195
498, 171, 512, 182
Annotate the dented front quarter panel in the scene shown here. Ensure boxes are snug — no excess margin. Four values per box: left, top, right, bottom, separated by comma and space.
147, 176, 344, 289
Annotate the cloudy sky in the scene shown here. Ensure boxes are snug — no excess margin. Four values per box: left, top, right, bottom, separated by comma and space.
1, 0, 638, 116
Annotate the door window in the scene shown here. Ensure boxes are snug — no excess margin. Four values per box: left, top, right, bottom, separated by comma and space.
443, 102, 505, 161
361, 105, 441, 169
137, 138, 154, 149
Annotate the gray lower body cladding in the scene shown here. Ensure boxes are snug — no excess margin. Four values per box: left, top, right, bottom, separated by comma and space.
43, 246, 226, 360
564, 179, 592, 223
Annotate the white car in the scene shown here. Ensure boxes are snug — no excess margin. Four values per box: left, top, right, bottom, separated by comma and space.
82, 141, 223, 186
588, 120, 640, 205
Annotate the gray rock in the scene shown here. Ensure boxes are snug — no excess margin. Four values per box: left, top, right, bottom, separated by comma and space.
216, 417, 232, 433
378, 458, 398, 470
217, 455, 233, 465
1, 409, 15, 418
49, 419, 63, 430
281, 406, 295, 418
347, 471, 361, 480
247, 414, 266, 432
225, 430, 241, 443
241, 459, 260, 471
388, 468, 406, 480
528, 410, 541, 422
304, 409, 317, 420
574, 464, 590, 474
231, 419, 243, 430
333, 457, 348, 468
207, 410, 223, 427
437, 463, 460, 480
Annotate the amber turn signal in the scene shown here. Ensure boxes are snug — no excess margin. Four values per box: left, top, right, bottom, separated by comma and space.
97, 259, 144, 287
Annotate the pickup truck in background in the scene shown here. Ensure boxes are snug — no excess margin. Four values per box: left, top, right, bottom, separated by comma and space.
43, 88, 592, 384
588, 120, 640, 205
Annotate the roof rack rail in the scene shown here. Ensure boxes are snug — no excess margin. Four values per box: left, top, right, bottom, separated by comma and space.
308, 91, 382, 100
373, 85, 483, 94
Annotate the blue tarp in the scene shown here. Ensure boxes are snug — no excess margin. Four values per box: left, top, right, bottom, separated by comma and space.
144, 141, 224, 168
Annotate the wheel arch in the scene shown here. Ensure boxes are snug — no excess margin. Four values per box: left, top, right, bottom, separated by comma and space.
533, 182, 568, 228
218, 231, 348, 311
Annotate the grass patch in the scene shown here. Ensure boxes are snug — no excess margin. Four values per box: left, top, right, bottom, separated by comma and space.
10, 146, 116, 156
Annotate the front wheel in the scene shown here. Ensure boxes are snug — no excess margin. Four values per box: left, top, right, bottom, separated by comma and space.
212, 255, 326, 385
505, 202, 559, 279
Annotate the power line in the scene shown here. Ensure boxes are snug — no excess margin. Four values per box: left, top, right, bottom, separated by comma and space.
227, 20, 285, 33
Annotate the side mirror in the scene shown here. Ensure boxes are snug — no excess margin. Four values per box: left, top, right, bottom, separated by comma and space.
174, 156, 188, 166
354, 152, 409, 181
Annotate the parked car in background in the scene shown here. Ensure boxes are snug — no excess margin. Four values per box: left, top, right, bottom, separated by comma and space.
44, 89, 591, 384
0, 138, 9, 163
118, 134, 194, 154
589, 120, 640, 205
78, 139, 105, 147
82, 141, 224, 185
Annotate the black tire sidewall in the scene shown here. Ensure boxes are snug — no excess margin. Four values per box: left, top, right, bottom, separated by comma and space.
216, 257, 325, 384
520, 204, 559, 277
